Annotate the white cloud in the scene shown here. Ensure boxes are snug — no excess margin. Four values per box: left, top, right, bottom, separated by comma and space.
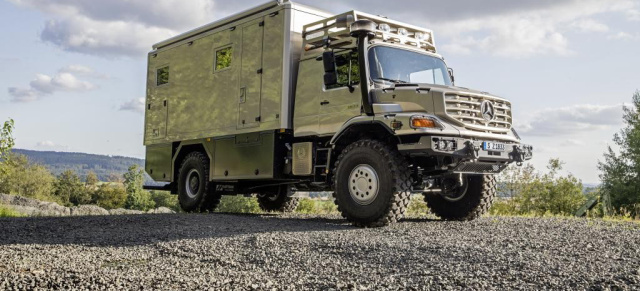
35, 140, 71, 151
518, 104, 624, 136
607, 31, 636, 40
119, 98, 146, 113
8, 0, 218, 57
8, 66, 97, 102
434, 0, 637, 58
60, 65, 110, 79
7, 87, 40, 103
571, 18, 609, 32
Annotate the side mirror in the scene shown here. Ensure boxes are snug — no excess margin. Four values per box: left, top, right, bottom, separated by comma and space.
448, 68, 455, 86
323, 51, 337, 86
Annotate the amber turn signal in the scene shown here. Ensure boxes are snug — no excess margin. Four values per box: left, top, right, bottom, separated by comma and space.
411, 118, 438, 128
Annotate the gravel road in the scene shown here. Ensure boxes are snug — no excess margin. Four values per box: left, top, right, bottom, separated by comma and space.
1, 213, 639, 290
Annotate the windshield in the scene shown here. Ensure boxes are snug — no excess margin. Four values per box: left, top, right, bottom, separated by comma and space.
368, 46, 452, 86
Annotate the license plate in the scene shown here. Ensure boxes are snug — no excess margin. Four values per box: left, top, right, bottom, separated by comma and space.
483, 142, 506, 151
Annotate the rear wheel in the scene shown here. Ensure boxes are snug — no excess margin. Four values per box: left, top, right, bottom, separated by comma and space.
333, 140, 412, 227
423, 174, 496, 220
177, 152, 220, 213
257, 185, 299, 212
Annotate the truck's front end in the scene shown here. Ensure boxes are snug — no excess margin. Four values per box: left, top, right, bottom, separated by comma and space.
299, 11, 532, 225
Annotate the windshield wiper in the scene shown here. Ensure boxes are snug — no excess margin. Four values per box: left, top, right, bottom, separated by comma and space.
374, 77, 409, 84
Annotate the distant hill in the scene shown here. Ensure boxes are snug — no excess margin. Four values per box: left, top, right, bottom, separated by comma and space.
13, 149, 145, 182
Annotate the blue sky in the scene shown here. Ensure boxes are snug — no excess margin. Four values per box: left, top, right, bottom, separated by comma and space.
0, 0, 639, 184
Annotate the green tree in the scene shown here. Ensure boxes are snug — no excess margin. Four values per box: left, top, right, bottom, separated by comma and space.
0, 118, 14, 160
599, 91, 640, 209
123, 165, 155, 211
85, 171, 99, 187
55, 170, 91, 206
92, 184, 127, 209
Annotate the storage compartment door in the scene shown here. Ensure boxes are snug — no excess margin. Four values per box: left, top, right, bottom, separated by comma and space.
238, 18, 264, 129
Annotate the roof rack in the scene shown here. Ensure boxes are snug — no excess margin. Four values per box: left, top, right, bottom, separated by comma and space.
302, 10, 436, 54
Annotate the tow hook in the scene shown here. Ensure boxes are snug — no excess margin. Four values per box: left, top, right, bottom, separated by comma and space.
465, 141, 480, 161
511, 145, 529, 166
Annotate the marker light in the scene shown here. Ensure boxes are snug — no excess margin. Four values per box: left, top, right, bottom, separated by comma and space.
378, 23, 391, 33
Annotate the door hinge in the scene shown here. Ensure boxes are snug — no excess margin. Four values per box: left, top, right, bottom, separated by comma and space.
257, 68, 263, 74
259, 21, 265, 27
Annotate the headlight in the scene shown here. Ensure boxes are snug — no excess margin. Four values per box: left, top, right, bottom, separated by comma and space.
397, 28, 409, 36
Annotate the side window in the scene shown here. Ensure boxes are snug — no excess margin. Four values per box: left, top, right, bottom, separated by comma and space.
215, 47, 233, 71
327, 52, 360, 89
156, 66, 169, 86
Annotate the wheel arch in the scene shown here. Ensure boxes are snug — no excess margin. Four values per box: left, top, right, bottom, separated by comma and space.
329, 120, 399, 148
172, 140, 212, 184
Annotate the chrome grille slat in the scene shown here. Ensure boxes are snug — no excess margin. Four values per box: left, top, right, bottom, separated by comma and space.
444, 93, 512, 134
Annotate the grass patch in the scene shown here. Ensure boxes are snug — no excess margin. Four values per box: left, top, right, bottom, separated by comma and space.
296, 198, 338, 214
216, 195, 262, 213
0, 204, 24, 218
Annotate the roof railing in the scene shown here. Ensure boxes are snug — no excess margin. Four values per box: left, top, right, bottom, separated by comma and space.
302, 10, 436, 54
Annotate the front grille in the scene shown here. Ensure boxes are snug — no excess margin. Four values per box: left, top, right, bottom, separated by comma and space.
444, 93, 512, 134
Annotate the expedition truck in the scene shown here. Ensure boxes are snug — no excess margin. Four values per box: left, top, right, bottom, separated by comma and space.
143, 0, 533, 226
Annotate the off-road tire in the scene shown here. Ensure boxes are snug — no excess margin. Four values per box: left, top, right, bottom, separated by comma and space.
332, 139, 412, 227
424, 174, 496, 221
200, 186, 222, 213
257, 185, 299, 212
177, 152, 217, 213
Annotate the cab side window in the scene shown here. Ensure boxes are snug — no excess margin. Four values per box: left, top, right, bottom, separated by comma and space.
326, 52, 360, 89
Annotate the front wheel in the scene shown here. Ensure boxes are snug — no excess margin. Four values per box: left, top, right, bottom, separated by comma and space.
333, 140, 412, 227
423, 174, 496, 220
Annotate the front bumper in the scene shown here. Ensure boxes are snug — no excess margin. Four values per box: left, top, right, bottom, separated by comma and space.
398, 136, 533, 173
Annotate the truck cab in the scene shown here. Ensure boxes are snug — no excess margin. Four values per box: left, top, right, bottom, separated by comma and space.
143, 1, 532, 227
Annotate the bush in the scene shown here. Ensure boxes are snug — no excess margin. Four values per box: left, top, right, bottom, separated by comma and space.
406, 195, 430, 216
92, 183, 127, 209
217, 196, 261, 213
0, 154, 58, 203
123, 165, 155, 211
0, 204, 23, 218
150, 191, 180, 212
55, 170, 92, 206
492, 159, 586, 217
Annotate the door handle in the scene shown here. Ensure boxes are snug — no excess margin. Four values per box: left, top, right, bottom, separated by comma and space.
239, 87, 246, 103
320, 100, 330, 106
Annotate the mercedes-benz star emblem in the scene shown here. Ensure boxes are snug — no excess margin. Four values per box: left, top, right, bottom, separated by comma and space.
480, 100, 496, 121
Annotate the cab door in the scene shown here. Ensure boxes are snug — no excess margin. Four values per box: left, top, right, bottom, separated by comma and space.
237, 18, 264, 129
318, 51, 362, 134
